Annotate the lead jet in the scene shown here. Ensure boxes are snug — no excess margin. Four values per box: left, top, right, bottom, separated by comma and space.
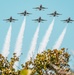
33, 5, 47, 11
18, 10, 31, 16
48, 11, 62, 17
33, 17, 47, 23
3, 16, 17, 22
61, 17, 74, 23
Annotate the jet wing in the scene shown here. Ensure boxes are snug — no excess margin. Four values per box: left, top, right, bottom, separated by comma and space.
33, 7, 39, 9
61, 20, 68, 21
3, 19, 10, 21
70, 19, 74, 21
27, 12, 32, 14
42, 7, 47, 9
41, 19, 47, 21
48, 13, 54, 15
61, 20, 70, 23
12, 19, 18, 21
56, 13, 62, 15
18, 13, 24, 14
32, 19, 38, 21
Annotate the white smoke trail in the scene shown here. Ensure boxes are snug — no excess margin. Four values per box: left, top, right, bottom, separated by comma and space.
52, 25, 68, 49
2, 24, 12, 57
26, 24, 40, 61
13, 17, 26, 70
38, 18, 55, 53
14, 17, 26, 56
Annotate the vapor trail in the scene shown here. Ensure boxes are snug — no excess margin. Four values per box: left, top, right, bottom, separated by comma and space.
38, 18, 55, 53
53, 25, 68, 49
13, 17, 26, 70
14, 17, 26, 56
2, 24, 12, 57
26, 24, 40, 61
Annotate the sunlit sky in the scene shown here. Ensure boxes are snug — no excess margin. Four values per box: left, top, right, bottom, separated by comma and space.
0, 0, 74, 70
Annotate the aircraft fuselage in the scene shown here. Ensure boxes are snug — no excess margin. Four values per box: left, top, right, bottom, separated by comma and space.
9, 17, 13, 22
38, 17, 42, 22
67, 18, 72, 23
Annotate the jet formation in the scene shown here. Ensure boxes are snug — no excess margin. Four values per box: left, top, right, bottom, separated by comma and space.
33, 17, 47, 23
3, 5, 74, 24
33, 5, 47, 11
3, 16, 17, 22
61, 17, 74, 23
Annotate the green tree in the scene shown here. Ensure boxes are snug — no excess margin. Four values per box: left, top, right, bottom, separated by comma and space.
0, 53, 20, 75
24, 48, 71, 75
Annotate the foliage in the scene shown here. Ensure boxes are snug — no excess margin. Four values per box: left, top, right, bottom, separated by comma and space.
0, 53, 32, 75
0, 48, 73, 75
24, 48, 71, 75
0, 53, 20, 75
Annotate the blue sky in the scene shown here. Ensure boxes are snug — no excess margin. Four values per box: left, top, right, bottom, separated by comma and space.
0, 0, 74, 70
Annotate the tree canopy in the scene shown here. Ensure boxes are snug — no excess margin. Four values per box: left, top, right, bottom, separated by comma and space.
0, 53, 20, 75
0, 48, 73, 75
24, 48, 71, 75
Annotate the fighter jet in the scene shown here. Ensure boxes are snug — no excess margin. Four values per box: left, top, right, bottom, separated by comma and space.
18, 10, 31, 16
33, 17, 47, 23
61, 17, 74, 23
33, 5, 47, 11
48, 11, 62, 17
3, 16, 17, 22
